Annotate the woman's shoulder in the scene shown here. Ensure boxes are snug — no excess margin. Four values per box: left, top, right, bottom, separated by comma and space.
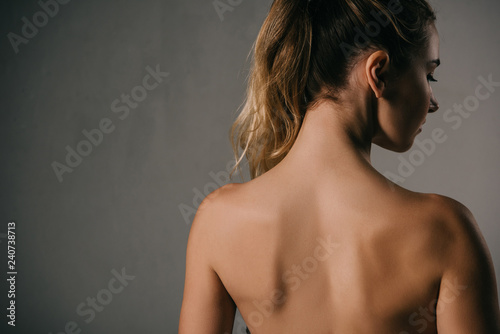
392, 187, 476, 225
190, 182, 244, 229
185, 183, 245, 267
378, 190, 484, 262
418, 193, 492, 273
424, 194, 500, 330
402, 192, 480, 242
197, 182, 242, 209
188, 182, 260, 246
422, 193, 479, 234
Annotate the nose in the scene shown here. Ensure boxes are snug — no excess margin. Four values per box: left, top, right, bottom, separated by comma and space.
429, 94, 439, 113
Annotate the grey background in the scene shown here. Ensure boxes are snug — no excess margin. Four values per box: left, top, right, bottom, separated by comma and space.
0, 0, 499, 332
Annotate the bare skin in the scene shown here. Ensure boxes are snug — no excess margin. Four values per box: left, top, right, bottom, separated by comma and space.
179, 24, 500, 333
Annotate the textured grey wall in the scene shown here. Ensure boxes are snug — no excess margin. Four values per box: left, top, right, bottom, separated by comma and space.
0, 0, 498, 332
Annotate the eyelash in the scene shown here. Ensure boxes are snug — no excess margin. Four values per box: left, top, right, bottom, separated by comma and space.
427, 74, 438, 82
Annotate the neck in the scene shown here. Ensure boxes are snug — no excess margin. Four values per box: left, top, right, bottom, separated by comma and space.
277, 97, 376, 175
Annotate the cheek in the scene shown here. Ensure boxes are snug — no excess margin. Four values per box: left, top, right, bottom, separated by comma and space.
419, 85, 432, 113
408, 80, 431, 116
374, 75, 432, 150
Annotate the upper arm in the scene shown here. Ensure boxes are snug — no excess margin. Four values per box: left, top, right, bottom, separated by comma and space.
179, 187, 236, 334
435, 195, 500, 333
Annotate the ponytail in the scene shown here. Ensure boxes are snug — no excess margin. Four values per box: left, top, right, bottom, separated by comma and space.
230, 0, 313, 180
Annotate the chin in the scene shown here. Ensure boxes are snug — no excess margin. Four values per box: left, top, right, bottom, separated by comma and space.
396, 142, 414, 153
373, 136, 414, 153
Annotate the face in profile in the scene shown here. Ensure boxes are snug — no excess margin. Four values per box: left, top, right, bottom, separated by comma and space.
373, 23, 440, 152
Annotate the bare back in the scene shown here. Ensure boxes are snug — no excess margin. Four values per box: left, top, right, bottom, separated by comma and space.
207, 167, 454, 334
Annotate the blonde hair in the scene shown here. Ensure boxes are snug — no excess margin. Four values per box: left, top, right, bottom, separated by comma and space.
230, 0, 436, 180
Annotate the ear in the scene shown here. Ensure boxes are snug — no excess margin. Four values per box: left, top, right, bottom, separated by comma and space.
365, 51, 390, 99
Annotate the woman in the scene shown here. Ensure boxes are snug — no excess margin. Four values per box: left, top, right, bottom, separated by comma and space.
179, 0, 500, 333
